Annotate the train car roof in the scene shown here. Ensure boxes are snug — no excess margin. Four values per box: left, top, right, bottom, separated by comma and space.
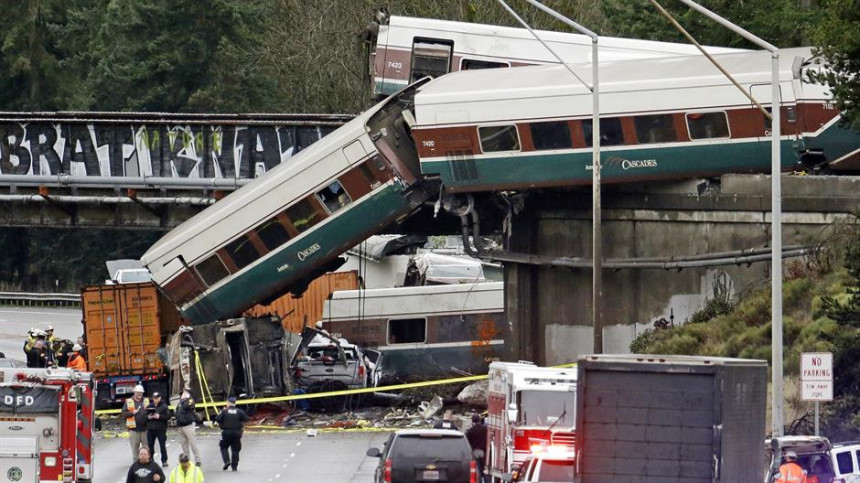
387, 15, 746, 60
142, 108, 377, 264
414, 47, 816, 119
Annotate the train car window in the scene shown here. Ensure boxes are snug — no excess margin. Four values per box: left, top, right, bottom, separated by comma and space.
388, 318, 427, 344
316, 180, 353, 214
583, 118, 624, 147
462, 58, 510, 70
195, 254, 230, 287
530, 121, 573, 150
478, 125, 521, 153
256, 218, 291, 251
285, 198, 324, 233
686, 112, 730, 140
634, 114, 678, 143
411, 39, 453, 82
225, 234, 260, 270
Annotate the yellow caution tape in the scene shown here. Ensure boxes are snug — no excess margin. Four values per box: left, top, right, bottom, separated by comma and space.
95, 362, 576, 416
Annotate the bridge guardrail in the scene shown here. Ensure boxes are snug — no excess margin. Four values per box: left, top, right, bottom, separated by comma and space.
0, 292, 80, 308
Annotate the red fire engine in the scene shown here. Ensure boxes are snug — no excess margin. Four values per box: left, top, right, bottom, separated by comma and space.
0, 368, 96, 482
486, 362, 577, 482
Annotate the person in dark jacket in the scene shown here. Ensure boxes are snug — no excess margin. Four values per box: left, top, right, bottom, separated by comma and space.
146, 392, 170, 467
433, 410, 457, 430
215, 396, 249, 471
174, 391, 201, 466
126, 447, 165, 483
466, 414, 488, 482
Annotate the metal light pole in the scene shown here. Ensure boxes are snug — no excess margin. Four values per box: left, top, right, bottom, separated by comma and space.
670, 0, 784, 437
497, 0, 604, 352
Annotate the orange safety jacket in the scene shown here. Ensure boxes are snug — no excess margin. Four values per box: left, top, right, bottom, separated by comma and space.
775, 462, 807, 483
67, 353, 87, 371
125, 397, 149, 430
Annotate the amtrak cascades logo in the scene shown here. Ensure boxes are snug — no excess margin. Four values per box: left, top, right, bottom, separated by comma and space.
297, 243, 321, 261
621, 159, 658, 170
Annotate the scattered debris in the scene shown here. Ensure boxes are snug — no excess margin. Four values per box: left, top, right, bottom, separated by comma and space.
457, 380, 489, 407
307, 429, 318, 437
418, 395, 444, 419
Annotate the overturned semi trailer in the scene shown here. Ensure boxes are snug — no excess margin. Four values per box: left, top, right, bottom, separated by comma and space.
167, 316, 296, 403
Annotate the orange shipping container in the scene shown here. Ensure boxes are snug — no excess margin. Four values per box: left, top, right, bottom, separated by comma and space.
244, 271, 359, 333
81, 282, 185, 378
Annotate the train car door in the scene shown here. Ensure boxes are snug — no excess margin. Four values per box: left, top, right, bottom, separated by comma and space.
410, 39, 453, 83
750, 83, 799, 168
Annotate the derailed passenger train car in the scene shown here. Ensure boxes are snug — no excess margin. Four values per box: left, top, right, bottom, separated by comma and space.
410, 47, 860, 192
141, 81, 438, 324
368, 13, 745, 99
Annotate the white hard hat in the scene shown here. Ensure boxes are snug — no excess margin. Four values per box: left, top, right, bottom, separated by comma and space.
133, 385, 145, 393
72, 344, 82, 351
33, 329, 46, 337
785, 450, 798, 460
45, 325, 55, 331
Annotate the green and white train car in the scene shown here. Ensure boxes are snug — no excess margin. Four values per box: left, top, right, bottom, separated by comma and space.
410, 47, 859, 193
141, 82, 437, 324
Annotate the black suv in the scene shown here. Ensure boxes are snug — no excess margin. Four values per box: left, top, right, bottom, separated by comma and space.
366, 429, 476, 482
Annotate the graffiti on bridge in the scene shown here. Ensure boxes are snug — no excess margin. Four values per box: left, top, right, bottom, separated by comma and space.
0, 122, 337, 179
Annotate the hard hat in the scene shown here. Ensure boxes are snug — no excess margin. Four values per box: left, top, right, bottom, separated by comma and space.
45, 325, 54, 331
133, 385, 145, 393
33, 329, 46, 337
784, 450, 798, 460
72, 344, 82, 351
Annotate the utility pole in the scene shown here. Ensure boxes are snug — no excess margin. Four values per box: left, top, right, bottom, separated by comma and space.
498, 0, 603, 352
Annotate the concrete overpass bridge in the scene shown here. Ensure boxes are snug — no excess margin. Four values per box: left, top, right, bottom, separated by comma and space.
498, 174, 860, 364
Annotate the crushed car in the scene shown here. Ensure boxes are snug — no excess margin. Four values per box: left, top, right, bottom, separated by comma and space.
289, 326, 383, 411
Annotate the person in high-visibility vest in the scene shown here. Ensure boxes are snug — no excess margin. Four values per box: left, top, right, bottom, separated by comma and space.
67, 344, 87, 371
774, 450, 807, 483
121, 385, 150, 463
169, 453, 204, 483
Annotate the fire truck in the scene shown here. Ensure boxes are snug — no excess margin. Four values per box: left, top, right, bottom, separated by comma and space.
0, 368, 96, 482
486, 362, 577, 482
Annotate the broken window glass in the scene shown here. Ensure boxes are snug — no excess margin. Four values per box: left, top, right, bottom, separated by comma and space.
195, 254, 229, 287
479, 125, 520, 153
388, 318, 426, 344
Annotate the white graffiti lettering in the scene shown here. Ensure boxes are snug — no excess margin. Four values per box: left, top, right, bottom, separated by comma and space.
621, 159, 658, 170
297, 243, 321, 262
276, 263, 290, 273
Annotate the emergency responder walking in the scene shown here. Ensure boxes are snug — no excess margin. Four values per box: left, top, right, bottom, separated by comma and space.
465, 414, 488, 482
66, 344, 87, 371
215, 397, 249, 471
433, 410, 457, 430
146, 392, 170, 467
175, 391, 202, 467
121, 385, 150, 462
126, 447, 165, 483
774, 450, 807, 483
168, 453, 204, 483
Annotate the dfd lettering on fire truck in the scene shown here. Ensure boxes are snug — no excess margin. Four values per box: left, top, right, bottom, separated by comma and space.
486, 362, 577, 481
0, 368, 96, 482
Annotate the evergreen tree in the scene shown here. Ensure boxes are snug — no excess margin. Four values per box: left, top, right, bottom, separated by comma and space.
807, 0, 860, 130
86, 0, 270, 112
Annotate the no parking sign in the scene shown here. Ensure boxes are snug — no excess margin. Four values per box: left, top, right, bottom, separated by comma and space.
801, 352, 833, 401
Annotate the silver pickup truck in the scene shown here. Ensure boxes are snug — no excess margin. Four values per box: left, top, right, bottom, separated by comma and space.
290, 327, 383, 393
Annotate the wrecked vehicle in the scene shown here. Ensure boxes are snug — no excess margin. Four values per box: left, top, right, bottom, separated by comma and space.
289, 327, 382, 410
167, 316, 293, 404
